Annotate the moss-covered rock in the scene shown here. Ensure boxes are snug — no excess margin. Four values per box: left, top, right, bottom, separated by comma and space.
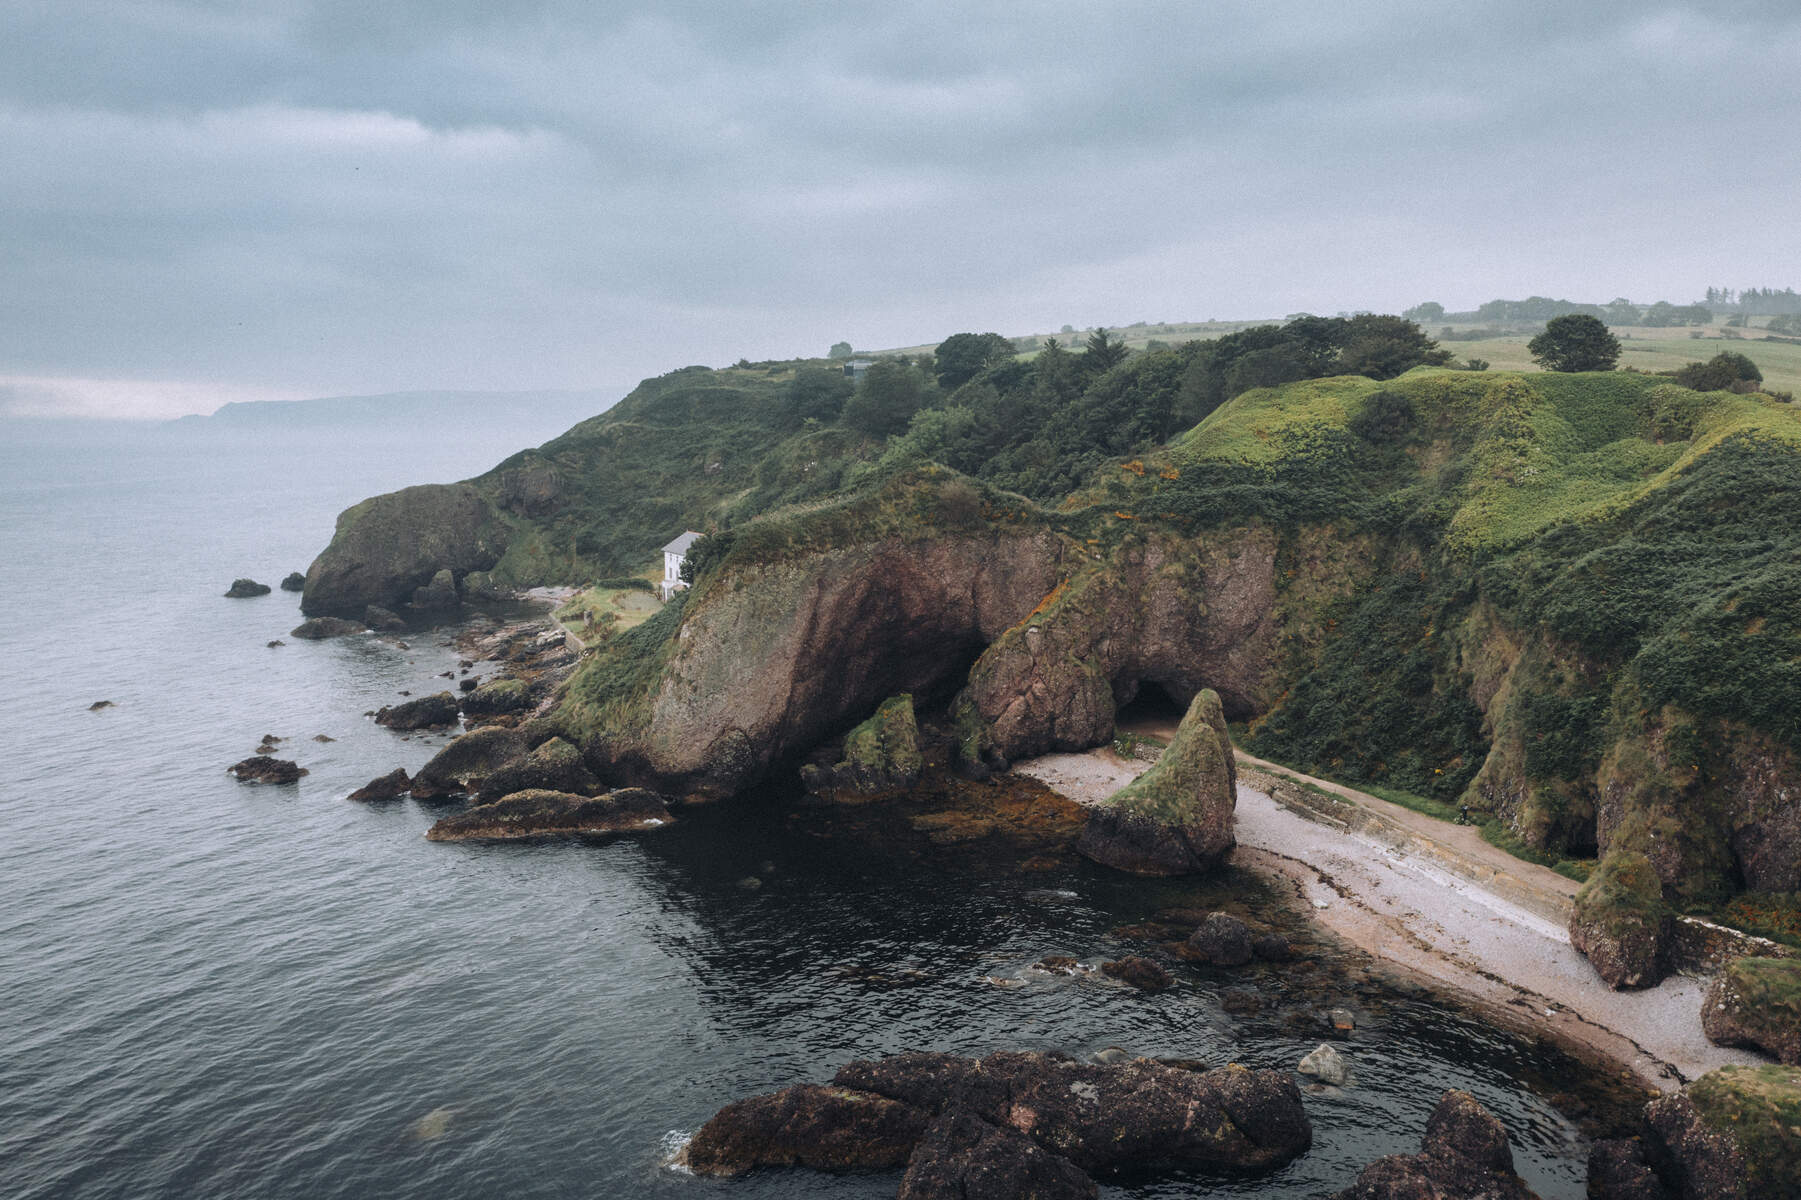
425, 787, 670, 842
224, 578, 270, 598
475, 737, 600, 802
1646, 1065, 1801, 1200
1570, 850, 1672, 989
412, 726, 527, 798
803, 694, 924, 794
290, 616, 366, 640
461, 677, 531, 718
1075, 689, 1236, 876
373, 691, 459, 731
1702, 957, 1801, 1064
301, 482, 506, 617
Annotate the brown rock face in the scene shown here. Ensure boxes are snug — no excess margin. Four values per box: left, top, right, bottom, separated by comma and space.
1330, 1089, 1535, 1200
1100, 956, 1172, 991
1185, 912, 1254, 965
374, 691, 460, 731
346, 767, 411, 802
1700, 957, 1801, 1065
301, 482, 506, 617
1586, 1139, 1668, 1200
412, 726, 528, 798
1569, 851, 1672, 990
684, 1084, 930, 1177
897, 1110, 1095, 1200
1643, 1093, 1747, 1200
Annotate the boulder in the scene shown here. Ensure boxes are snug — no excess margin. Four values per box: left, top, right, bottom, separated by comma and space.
224, 578, 270, 598
459, 570, 509, 603
425, 787, 671, 841
1187, 912, 1254, 966
801, 694, 924, 794
1253, 931, 1294, 961
229, 756, 306, 784
474, 737, 601, 802
88, 699, 114, 711
898, 1109, 1096, 1200
1075, 689, 1236, 875
1298, 1044, 1349, 1087
684, 1084, 930, 1177
279, 571, 305, 592
1570, 851, 1672, 990
1644, 1065, 1801, 1200
412, 726, 528, 797
1100, 956, 1172, 992
1586, 1139, 1668, 1199
1330, 1089, 1533, 1200
374, 691, 460, 731
300, 481, 506, 617
1701, 957, 1801, 1064
363, 605, 406, 632
291, 616, 367, 640
411, 567, 460, 611
347, 768, 411, 803
461, 677, 531, 718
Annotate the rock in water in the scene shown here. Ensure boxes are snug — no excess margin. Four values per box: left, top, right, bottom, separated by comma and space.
684, 1084, 930, 1176
1187, 912, 1254, 966
461, 677, 530, 718
1585, 1139, 1667, 1200
411, 568, 460, 610
373, 691, 460, 731
291, 616, 367, 640
1075, 688, 1236, 875
1100, 956, 1172, 992
300, 482, 505, 617
224, 578, 271, 598
412, 726, 528, 798
1330, 1089, 1532, 1199
801, 694, 924, 794
425, 787, 671, 841
1570, 850, 1672, 990
1298, 1044, 1348, 1086
346, 768, 411, 802
229, 756, 306, 784
1644, 1065, 1801, 1200
898, 1109, 1096, 1200
279, 572, 305, 592
474, 737, 599, 802
88, 700, 114, 711
362, 604, 406, 631
1701, 957, 1801, 1064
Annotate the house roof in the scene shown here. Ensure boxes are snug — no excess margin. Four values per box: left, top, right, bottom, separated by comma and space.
662, 531, 702, 556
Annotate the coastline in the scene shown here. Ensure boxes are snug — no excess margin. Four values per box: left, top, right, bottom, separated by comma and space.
1012, 747, 1765, 1092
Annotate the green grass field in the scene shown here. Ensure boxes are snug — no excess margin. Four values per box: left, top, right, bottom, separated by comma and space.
556, 584, 664, 639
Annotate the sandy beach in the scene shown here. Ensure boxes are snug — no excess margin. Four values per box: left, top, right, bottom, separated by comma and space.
1013, 747, 1764, 1091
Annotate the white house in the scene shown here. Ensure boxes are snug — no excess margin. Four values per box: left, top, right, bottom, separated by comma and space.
660, 531, 702, 600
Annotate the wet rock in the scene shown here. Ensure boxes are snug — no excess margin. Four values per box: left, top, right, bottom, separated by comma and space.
224, 577, 270, 598
684, 1084, 930, 1177
266, 640, 284, 647
475, 737, 600, 802
279, 571, 305, 592
312, 734, 334, 742
1187, 912, 1254, 966
374, 691, 460, 731
291, 616, 367, 640
1075, 689, 1236, 876
363, 604, 406, 632
1298, 1044, 1348, 1086
1329, 1007, 1357, 1033
229, 755, 306, 784
1329, 1089, 1532, 1199
1645, 1066, 1801, 1200
1570, 851, 1672, 990
412, 726, 527, 798
802, 694, 924, 794
459, 677, 478, 692
459, 570, 508, 603
1100, 956, 1172, 992
425, 787, 671, 842
1033, 955, 1083, 976
411, 567, 460, 611
1221, 987, 1262, 1014
347, 768, 411, 803
1253, 931, 1293, 962
461, 677, 531, 718
898, 1109, 1096, 1200
88, 699, 114, 711
1701, 957, 1801, 1064
1586, 1139, 1668, 1199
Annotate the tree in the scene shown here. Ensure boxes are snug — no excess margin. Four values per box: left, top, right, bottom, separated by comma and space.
1081, 327, 1129, 376
1528, 315, 1621, 372
828, 341, 853, 359
932, 332, 1014, 389
1336, 314, 1452, 378
841, 359, 926, 436
787, 366, 853, 424
1403, 301, 1445, 323
1670, 352, 1762, 392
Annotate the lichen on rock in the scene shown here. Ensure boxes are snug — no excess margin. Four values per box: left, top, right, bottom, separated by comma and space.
802, 694, 924, 794
1702, 956, 1801, 1064
1569, 849, 1672, 989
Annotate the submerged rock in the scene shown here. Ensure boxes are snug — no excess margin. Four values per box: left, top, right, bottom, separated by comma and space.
1570, 851, 1672, 990
291, 616, 367, 640
474, 737, 600, 802
229, 755, 306, 784
374, 691, 460, 731
88, 699, 114, 711
1075, 689, 1236, 876
347, 767, 411, 803
424, 787, 671, 841
1644, 1065, 1801, 1199
1186, 912, 1254, 966
802, 694, 924, 794
1701, 956, 1801, 1064
1100, 956, 1172, 992
279, 571, 305, 592
412, 726, 527, 798
224, 578, 271, 598
1330, 1089, 1533, 1199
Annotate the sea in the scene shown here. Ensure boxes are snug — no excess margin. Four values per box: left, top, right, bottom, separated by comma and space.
0, 415, 1633, 1199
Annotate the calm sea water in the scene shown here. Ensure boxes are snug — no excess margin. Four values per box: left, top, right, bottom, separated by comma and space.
0, 419, 1628, 1199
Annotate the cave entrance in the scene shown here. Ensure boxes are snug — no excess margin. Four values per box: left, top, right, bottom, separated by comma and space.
1114, 680, 1185, 742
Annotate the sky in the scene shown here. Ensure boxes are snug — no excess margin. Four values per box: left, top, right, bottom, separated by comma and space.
3, 2, 1798, 419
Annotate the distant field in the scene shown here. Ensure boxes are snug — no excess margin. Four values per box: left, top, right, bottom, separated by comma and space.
1439, 324, 1801, 397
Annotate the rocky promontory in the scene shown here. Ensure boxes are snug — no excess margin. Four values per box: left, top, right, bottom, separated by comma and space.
424, 787, 671, 841
300, 482, 507, 617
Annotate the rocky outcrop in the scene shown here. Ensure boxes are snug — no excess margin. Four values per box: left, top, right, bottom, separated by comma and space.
1075, 689, 1236, 875
1643, 1085, 1751, 1200
301, 482, 507, 617
424, 787, 670, 841
374, 691, 460, 731
1570, 851, 1672, 989
1299, 1044, 1348, 1086
687, 1050, 1309, 1190
291, 616, 366, 640
412, 726, 528, 798
279, 571, 305, 592
1184, 911, 1255, 964
1099, 956, 1171, 991
224, 578, 270, 598
1586, 1139, 1667, 1200
474, 737, 600, 802
229, 756, 306, 784
411, 568, 460, 611
801, 694, 924, 794
346, 768, 411, 802
1641, 1066, 1801, 1198
461, 678, 531, 719
1701, 957, 1801, 1064
362, 605, 406, 631
1330, 1089, 1534, 1199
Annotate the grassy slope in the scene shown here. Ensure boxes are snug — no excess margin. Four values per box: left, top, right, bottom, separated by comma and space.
1441, 324, 1801, 396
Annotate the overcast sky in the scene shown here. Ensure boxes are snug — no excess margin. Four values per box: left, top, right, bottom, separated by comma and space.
4, 1, 1798, 418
